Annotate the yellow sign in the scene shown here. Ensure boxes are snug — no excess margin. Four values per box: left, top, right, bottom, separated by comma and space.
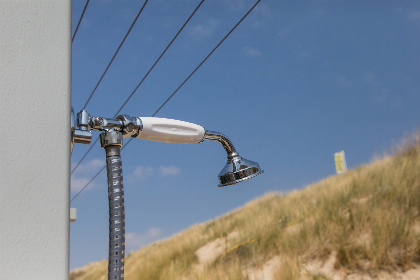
334, 151, 347, 174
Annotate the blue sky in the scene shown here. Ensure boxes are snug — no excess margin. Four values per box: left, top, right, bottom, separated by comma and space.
70, 0, 420, 270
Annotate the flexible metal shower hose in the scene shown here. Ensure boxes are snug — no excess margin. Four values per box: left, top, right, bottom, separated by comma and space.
106, 153, 125, 279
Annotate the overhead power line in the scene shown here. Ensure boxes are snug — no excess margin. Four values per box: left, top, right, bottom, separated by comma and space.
123, 0, 261, 150
82, 0, 149, 110
71, 0, 205, 175
72, 0, 90, 43
70, 0, 261, 203
71, 139, 128, 203
71, 165, 105, 203
70, 137, 99, 175
71, 0, 149, 175
113, 0, 205, 117
152, 0, 261, 117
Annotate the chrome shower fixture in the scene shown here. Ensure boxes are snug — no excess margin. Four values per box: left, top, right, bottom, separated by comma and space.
71, 109, 263, 280
71, 109, 263, 186
70, 108, 92, 153
204, 131, 263, 187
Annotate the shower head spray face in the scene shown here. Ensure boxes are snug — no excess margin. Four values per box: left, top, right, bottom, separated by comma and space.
218, 152, 263, 187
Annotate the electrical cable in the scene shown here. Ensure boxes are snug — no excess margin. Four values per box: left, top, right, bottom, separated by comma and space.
72, 0, 90, 43
151, 0, 261, 117
70, 0, 261, 203
113, 0, 205, 117
71, 0, 149, 175
70, 165, 105, 203
71, 0, 204, 175
70, 140, 128, 203
70, 137, 100, 175
122, 0, 262, 149
82, 0, 149, 110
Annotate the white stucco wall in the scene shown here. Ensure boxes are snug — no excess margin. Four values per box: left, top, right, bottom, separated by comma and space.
0, 1, 71, 279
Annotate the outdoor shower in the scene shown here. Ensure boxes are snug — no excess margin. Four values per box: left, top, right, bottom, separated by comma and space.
71, 108, 263, 279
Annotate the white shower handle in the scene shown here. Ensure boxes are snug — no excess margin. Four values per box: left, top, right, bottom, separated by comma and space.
136, 117, 205, 144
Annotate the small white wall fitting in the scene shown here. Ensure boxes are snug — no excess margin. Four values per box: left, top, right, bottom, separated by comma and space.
70, 208, 77, 223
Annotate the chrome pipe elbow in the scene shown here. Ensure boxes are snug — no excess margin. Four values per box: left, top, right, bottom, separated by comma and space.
204, 130, 263, 187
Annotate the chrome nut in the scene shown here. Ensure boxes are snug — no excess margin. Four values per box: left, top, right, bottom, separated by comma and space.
116, 115, 143, 138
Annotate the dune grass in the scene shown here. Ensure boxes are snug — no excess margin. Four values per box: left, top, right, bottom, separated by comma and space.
71, 134, 420, 280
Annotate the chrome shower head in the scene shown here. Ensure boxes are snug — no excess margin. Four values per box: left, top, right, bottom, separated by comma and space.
204, 131, 263, 187
218, 152, 263, 187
